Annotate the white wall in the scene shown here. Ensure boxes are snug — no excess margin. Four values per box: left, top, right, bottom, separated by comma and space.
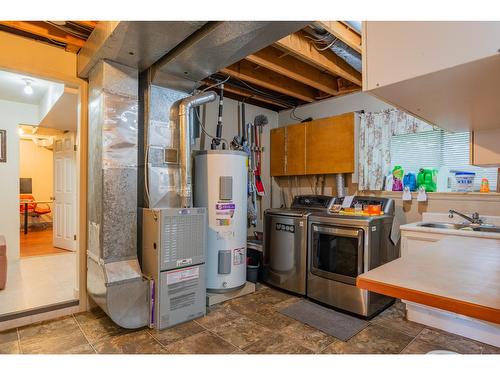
0, 99, 39, 260
278, 91, 393, 127
195, 96, 279, 234
273, 92, 393, 207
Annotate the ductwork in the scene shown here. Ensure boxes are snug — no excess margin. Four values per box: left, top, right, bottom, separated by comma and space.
151, 21, 309, 92
170, 91, 217, 208
77, 21, 207, 78
87, 60, 149, 329
308, 23, 362, 73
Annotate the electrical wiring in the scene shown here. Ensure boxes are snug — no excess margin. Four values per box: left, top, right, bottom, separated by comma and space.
194, 103, 229, 148
200, 75, 231, 93
46, 21, 89, 39
290, 106, 305, 122
313, 37, 338, 51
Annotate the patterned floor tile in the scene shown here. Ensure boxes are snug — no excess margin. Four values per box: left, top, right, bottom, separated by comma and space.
322, 324, 414, 354
195, 304, 242, 329
482, 344, 500, 354
163, 331, 237, 354
0, 329, 20, 354
210, 316, 271, 349
245, 332, 313, 354
93, 330, 165, 354
75, 309, 131, 344
149, 320, 205, 346
244, 306, 296, 330
409, 328, 484, 354
280, 322, 336, 353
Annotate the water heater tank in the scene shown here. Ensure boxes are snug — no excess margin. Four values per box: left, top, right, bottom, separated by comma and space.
194, 150, 248, 292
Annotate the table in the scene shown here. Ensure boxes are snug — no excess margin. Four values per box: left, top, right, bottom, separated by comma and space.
357, 236, 500, 324
20, 200, 53, 235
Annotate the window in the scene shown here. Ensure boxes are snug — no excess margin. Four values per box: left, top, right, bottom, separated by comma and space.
390, 129, 497, 192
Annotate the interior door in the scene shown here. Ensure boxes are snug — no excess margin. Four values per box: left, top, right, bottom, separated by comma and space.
53, 133, 76, 251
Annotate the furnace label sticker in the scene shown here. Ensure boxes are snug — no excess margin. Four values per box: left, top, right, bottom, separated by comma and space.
166, 265, 199, 285
215, 201, 235, 226
233, 248, 245, 266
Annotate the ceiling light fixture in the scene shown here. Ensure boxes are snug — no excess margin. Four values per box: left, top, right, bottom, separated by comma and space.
23, 79, 34, 95
18, 128, 24, 136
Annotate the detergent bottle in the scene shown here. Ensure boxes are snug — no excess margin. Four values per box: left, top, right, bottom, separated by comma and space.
417, 168, 438, 192
403, 172, 417, 191
392, 165, 404, 191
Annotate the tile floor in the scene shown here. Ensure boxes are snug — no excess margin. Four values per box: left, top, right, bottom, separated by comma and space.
0, 253, 77, 316
1, 285, 499, 354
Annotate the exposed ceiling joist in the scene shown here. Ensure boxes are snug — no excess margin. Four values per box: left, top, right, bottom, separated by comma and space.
72, 21, 97, 29
0, 21, 86, 52
275, 31, 362, 86
316, 21, 362, 53
222, 85, 289, 109
245, 46, 340, 96
221, 60, 317, 103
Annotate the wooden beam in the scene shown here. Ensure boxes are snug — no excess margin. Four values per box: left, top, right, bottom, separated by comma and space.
205, 81, 290, 109
275, 31, 362, 86
0, 21, 86, 51
317, 21, 362, 54
71, 21, 97, 29
221, 60, 317, 103
245, 46, 339, 96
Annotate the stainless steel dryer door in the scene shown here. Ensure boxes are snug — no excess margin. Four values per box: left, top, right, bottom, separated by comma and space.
264, 213, 307, 294
310, 224, 364, 286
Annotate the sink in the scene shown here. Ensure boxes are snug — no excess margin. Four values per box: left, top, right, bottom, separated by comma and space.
418, 222, 468, 230
472, 226, 500, 233
417, 222, 500, 233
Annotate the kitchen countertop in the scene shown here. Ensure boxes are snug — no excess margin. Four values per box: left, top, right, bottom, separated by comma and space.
357, 236, 500, 324
400, 212, 500, 240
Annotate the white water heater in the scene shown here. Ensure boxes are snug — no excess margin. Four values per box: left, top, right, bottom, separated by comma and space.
194, 150, 248, 292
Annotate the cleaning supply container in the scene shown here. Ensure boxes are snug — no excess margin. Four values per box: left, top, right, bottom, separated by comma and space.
454, 171, 475, 192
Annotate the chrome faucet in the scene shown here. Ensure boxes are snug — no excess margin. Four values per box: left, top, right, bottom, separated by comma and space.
448, 210, 483, 225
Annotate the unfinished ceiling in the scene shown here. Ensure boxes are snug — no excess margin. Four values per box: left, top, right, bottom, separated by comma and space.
202, 21, 363, 111
0, 21, 96, 52
0, 20, 362, 111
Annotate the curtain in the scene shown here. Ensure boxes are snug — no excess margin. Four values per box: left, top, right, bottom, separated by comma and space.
358, 110, 434, 190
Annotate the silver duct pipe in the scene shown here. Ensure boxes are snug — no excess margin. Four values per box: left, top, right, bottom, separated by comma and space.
170, 91, 217, 208
87, 60, 149, 329
308, 23, 362, 73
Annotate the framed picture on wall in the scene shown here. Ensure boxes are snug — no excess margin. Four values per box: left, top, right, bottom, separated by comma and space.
0, 129, 6, 163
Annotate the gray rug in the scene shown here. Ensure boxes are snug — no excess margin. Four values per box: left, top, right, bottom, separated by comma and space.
279, 300, 369, 341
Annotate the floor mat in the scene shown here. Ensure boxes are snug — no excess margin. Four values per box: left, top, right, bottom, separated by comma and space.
279, 299, 369, 341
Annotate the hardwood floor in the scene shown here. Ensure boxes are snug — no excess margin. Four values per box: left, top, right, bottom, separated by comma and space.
20, 228, 69, 257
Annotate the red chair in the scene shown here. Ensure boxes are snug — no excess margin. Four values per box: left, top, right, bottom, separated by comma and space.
19, 194, 51, 216
20, 194, 51, 234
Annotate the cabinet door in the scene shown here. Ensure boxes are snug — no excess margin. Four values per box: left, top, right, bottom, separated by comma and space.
270, 127, 286, 176
401, 232, 443, 257
471, 130, 500, 167
305, 112, 354, 175
285, 123, 306, 175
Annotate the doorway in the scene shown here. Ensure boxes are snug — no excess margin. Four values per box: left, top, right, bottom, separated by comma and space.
0, 69, 79, 318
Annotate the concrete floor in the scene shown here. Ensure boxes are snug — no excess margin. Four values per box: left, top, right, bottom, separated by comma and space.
1, 285, 499, 354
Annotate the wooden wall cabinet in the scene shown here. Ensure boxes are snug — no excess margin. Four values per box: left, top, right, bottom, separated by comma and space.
471, 130, 500, 167
270, 113, 354, 176
305, 112, 354, 174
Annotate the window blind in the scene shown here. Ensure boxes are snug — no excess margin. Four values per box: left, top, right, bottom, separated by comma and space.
390, 130, 497, 191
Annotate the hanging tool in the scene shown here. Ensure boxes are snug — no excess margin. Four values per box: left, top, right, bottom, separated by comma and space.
253, 114, 268, 196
